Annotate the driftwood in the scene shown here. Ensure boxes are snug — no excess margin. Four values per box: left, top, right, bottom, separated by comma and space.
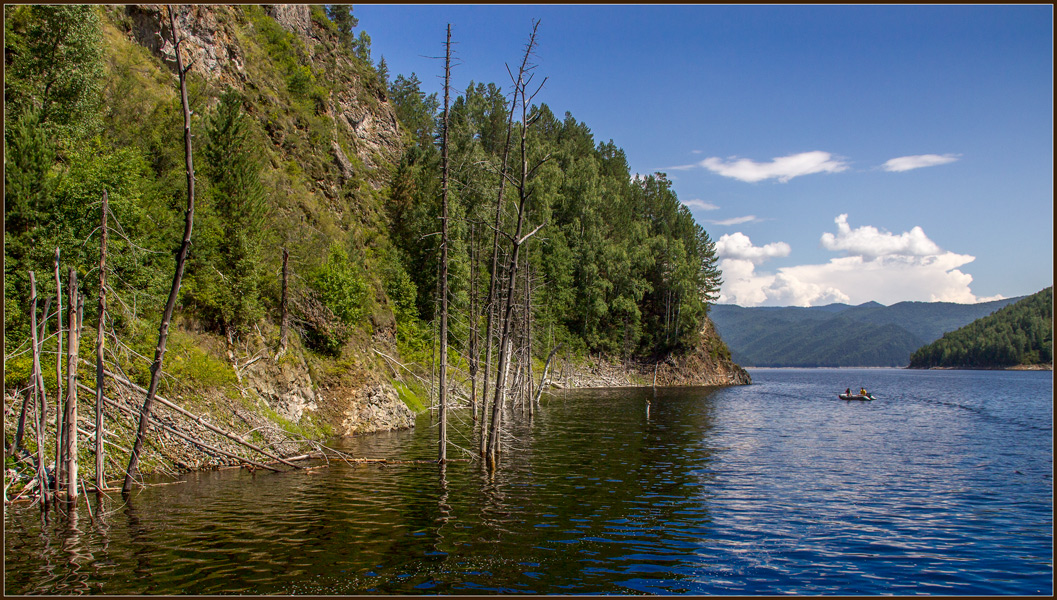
124, 5, 198, 494
91, 364, 303, 470
82, 382, 280, 474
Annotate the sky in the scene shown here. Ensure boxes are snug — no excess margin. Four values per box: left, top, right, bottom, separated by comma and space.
354, 4, 1053, 307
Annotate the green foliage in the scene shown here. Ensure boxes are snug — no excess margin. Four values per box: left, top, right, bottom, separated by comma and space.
909, 287, 1053, 368
5, 4, 104, 143
326, 5, 358, 46
314, 243, 370, 326
184, 89, 270, 336
393, 381, 428, 413
161, 330, 239, 392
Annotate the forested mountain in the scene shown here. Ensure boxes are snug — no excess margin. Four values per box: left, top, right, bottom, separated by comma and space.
908, 288, 1052, 369
710, 297, 1022, 367
4, 4, 735, 451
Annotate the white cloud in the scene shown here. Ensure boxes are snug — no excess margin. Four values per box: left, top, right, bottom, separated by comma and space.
709, 215, 761, 226
716, 217, 988, 307
715, 232, 790, 263
682, 199, 719, 211
701, 151, 848, 183
820, 214, 941, 259
882, 153, 959, 172
663, 163, 698, 171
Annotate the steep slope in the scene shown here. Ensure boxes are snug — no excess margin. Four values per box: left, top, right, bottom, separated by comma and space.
909, 287, 1052, 369
4, 5, 748, 485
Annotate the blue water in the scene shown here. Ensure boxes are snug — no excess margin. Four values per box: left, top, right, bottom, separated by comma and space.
4, 368, 1052, 594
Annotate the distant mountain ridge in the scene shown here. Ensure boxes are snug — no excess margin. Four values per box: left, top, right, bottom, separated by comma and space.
710, 297, 1024, 367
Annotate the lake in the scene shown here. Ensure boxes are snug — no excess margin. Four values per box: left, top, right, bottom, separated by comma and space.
4, 368, 1052, 594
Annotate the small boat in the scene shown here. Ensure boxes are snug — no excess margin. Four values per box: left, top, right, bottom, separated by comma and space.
839, 393, 875, 401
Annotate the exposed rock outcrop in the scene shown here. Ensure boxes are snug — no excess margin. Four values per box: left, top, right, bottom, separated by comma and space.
339, 383, 414, 436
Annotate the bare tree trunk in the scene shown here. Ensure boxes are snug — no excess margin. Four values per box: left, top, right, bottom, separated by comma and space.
64, 277, 82, 499
468, 223, 479, 423
63, 269, 80, 498
278, 247, 289, 357
10, 384, 30, 456
480, 38, 523, 458
437, 24, 452, 463
487, 21, 545, 469
524, 260, 533, 417
123, 5, 197, 494
29, 273, 51, 504
52, 248, 64, 497
95, 190, 108, 491
12, 294, 47, 457
533, 343, 563, 405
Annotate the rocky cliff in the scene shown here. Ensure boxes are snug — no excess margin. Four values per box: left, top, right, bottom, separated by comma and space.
101, 4, 413, 444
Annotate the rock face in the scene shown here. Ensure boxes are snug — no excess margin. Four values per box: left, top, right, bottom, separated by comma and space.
127, 5, 246, 88
243, 355, 318, 423
339, 383, 415, 436
119, 4, 403, 190
262, 4, 312, 38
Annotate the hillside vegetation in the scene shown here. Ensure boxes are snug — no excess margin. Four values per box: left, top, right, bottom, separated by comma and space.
4, 4, 739, 475
908, 288, 1052, 369
710, 297, 1022, 367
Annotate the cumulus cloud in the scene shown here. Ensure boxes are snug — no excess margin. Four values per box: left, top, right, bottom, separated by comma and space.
882, 153, 959, 172
682, 199, 719, 211
820, 214, 941, 259
715, 232, 790, 263
701, 151, 848, 183
715, 218, 987, 307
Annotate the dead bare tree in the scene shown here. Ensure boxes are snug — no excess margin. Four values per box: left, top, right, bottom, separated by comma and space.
479, 34, 527, 460
63, 269, 82, 499
487, 21, 547, 470
278, 247, 289, 358
123, 5, 197, 494
29, 272, 51, 504
52, 247, 64, 496
468, 222, 480, 423
437, 24, 453, 463
95, 189, 108, 491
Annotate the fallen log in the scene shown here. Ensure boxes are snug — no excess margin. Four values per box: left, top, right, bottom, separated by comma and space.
85, 362, 303, 469
79, 382, 281, 476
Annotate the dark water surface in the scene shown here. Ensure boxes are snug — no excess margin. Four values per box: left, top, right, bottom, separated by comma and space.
4, 368, 1052, 594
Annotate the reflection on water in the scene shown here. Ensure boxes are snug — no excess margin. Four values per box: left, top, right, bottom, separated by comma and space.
4, 370, 1053, 595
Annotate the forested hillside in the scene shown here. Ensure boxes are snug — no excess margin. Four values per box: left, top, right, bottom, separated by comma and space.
4, 3, 736, 466
710, 297, 1021, 367
908, 288, 1052, 369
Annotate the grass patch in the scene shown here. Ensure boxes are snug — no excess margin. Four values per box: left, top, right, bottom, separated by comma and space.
394, 380, 427, 413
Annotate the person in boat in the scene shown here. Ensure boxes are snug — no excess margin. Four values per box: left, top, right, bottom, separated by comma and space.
845, 388, 851, 396
859, 387, 867, 396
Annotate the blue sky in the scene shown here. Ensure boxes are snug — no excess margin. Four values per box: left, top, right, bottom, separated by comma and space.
354, 4, 1053, 306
